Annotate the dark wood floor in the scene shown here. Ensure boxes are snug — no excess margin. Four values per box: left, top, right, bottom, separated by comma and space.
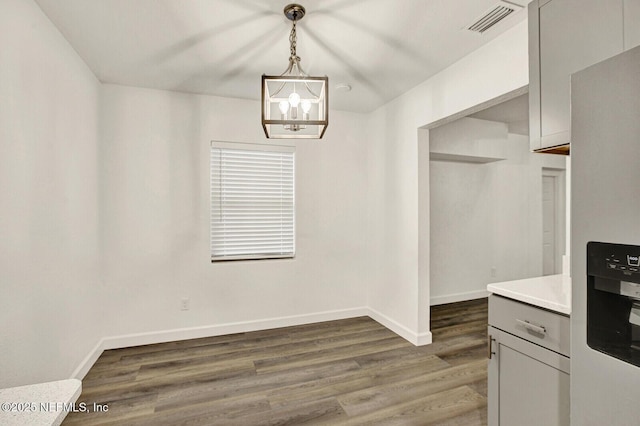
63, 298, 488, 425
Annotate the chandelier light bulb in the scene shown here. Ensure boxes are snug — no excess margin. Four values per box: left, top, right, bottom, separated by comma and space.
288, 92, 301, 107
301, 99, 312, 113
278, 101, 290, 115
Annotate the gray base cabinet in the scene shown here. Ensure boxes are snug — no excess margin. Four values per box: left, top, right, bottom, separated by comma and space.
488, 295, 570, 426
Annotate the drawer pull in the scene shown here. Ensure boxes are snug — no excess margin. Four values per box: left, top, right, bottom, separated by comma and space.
516, 319, 546, 335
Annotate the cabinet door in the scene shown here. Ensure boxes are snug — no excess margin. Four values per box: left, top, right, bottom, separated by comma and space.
625, 0, 640, 50
499, 345, 569, 425
488, 327, 570, 426
529, 0, 623, 150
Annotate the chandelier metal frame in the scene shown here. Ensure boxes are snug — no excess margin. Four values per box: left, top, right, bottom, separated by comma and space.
261, 4, 328, 139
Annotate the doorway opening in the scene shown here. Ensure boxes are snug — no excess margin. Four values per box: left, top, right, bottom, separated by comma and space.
421, 86, 568, 307
542, 168, 566, 275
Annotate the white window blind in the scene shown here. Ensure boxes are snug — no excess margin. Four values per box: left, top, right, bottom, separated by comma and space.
211, 144, 295, 261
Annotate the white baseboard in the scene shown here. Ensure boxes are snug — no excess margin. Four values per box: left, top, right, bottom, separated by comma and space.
430, 289, 489, 306
71, 340, 105, 381
72, 307, 369, 380
367, 308, 432, 346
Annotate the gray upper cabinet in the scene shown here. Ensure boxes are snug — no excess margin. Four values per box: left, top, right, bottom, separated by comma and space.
625, 0, 640, 50
529, 0, 624, 151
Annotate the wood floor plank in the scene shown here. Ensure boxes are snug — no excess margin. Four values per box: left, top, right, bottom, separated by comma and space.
225, 397, 348, 426
125, 394, 272, 426
253, 336, 410, 374
432, 404, 488, 426
431, 319, 488, 340
81, 360, 256, 401
64, 298, 488, 425
154, 359, 362, 411
430, 310, 488, 329
337, 359, 487, 417
438, 340, 488, 366
82, 365, 140, 388
266, 354, 450, 408
64, 393, 158, 425
416, 333, 488, 360
468, 380, 489, 399
332, 385, 486, 426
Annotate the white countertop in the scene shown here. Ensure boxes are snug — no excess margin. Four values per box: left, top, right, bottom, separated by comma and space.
0, 379, 82, 426
487, 274, 572, 315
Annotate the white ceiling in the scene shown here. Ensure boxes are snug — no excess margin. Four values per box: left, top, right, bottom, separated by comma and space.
35, 0, 531, 113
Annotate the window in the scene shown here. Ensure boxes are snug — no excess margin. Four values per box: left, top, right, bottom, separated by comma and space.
210, 142, 295, 261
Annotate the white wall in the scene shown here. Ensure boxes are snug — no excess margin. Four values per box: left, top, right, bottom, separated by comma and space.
428, 118, 566, 305
0, 0, 101, 387
366, 21, 530, 343
96, 84, 369, 349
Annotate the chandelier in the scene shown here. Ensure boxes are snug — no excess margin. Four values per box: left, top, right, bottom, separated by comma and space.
262, 4, 328, 139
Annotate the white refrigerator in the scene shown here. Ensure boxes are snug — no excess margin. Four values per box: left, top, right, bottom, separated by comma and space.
571, 44, 640, 424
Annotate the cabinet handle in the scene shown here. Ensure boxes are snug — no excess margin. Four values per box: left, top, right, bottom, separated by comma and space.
487, 334, 496, 359
516, 319, 546, 335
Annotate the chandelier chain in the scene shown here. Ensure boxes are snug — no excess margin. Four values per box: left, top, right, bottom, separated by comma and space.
289, 20, 299, 63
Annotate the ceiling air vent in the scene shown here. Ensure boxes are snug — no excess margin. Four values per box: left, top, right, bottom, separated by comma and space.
465, 1, 524, 34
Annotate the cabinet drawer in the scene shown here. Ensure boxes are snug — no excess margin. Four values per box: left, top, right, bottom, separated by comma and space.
489, 295, 570, 357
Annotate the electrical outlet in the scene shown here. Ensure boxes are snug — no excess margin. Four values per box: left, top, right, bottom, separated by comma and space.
181, 297, 190, 311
